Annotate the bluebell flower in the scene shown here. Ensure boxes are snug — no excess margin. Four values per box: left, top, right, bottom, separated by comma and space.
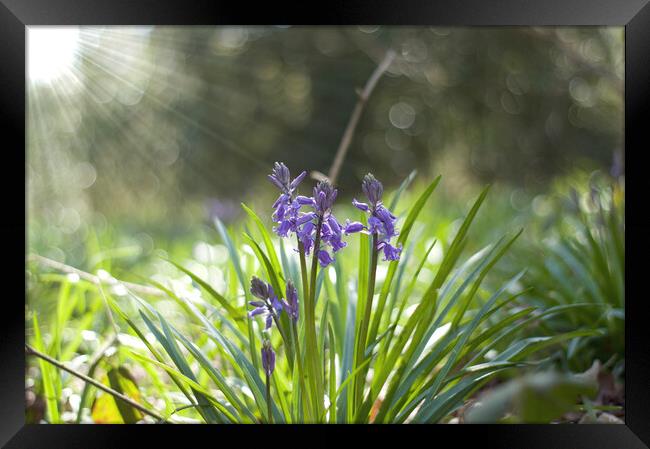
343, 220, 365, 235
362, 173, 384, 205
296, 221, 316, 254
282, 280, 299, 322
318, 250, 334, 267
377, 240, 402, 261
261, 339, 276, 377
352, 173, 402, 261
268, 162, 307, 238
266, 163, 361, 267
248, 276, 283, 330
292, 181, 353, 267
351, 198, 369, 212
313, 181, 338, 215
268, 162, 306, 196
249, 276, 301, 328
250, 276, 270, 300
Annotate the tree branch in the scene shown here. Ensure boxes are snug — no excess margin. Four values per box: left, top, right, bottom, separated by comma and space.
325, 49, 396, 186
26, 343, 166, 423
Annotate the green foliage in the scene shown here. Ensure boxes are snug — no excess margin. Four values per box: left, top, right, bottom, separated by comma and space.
26, 172, 618, 423
464, 370, 598, 423
513, 173, 624, 371
91, 367, 144, 424
25, 173, 624, 424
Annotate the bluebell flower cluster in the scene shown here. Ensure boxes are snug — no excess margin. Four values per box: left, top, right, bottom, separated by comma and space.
269, 162, 307, 238
249, 276, 299, 380
268, 162, 363, 267
353, 174, 402, 261
294, 181, 365, 267
248, 276, 282, 330
248, 277, 300, 329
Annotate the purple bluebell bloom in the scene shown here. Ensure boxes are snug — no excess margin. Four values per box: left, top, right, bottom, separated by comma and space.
295, 195, 315, 206
313, 181, 338, 215
248, 276, 283, 330
292, 181, 351, 267
268, 162, 308, 238
352, 173, 402, 262
352, 198, 369, 212
261, 340, 276, 377
362, 173, 384, 205
344, 220, 365, 235
268, 162, 306, 196
266, 163, 359, 267
282, 280, 299, 322
250, 277, 270, 301
318, 250, 334, 267
297, 221, 315, 254
377, 240, 402, 261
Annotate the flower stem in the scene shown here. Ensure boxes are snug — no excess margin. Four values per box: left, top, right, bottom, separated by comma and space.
305, 217, 324, 420
291, 321, 313, 421
297, 238, 310, 312
266, 372, 273, 424
354, 232, 379, 414
308, 218, 323, 310
271, 311, 293, 370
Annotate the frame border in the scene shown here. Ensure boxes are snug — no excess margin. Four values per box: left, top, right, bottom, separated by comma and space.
2, 1, 648, 447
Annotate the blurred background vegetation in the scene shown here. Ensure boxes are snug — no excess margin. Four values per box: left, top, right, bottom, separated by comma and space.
28, 26, 623, 270
26, 26, 625, 424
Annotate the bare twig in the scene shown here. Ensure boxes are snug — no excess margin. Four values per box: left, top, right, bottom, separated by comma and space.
325, 49, 396, 185
27, 253, 163, 297
26, 343, 166, 422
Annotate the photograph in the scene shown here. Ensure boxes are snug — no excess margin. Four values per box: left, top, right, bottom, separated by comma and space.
25, 25, 626, 425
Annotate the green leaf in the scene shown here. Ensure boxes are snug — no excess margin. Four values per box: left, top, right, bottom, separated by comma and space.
166, 259, 242, 319
367, 175, 441, 345
464, 371, 598, 423
214, 216, 260, 372
409, 270, 526, 423
32, 313, 60, 424
129, 351, 238, 423
327, 323, 337, 424
173, 329, 254, 422
91, 367, 144, 424
139, 310, 224, 423
388, 169, 417, 211
241, 203, 283, 277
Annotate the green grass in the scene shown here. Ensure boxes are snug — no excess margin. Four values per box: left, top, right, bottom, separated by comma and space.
511, 173, 625, 372
25, 170, 624, 424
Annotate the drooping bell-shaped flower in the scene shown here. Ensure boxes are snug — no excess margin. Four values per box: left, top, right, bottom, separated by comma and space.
344, 220, 365, 235
248, 276, 283, 330
362, 173, 384, 206
352, 173, 402, 261
282, 280, 299, 322
261, 340, 276, 377
265, 163, 362, 267
318, 250, 334, 267
313, 181, 338, 216
268, 162, 306, 196
268, 162, 308, 239
250, 276, 270, 300
289, 179, 351, 267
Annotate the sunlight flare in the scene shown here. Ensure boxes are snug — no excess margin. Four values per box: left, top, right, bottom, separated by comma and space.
28, 26, 80, 83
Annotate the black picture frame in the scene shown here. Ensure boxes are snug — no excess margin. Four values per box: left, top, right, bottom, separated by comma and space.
2, 1, 648, 447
